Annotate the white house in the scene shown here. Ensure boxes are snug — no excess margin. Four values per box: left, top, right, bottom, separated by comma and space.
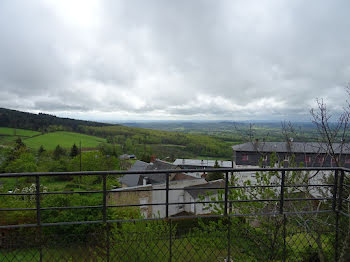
108, 178, 225, 218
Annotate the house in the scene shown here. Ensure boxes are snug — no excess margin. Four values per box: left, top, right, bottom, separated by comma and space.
232, 141, 350, 167
118, 160, 150, 187
184, 179, 225, 215
108, 178, 224, 218
232, 141, 345, 199
118, 159, 189, 188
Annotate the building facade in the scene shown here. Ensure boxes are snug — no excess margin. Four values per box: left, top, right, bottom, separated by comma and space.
232, 141, 350, 167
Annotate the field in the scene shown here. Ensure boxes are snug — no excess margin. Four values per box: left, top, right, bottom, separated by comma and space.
0, 127, 40, 137
0, 127, 41, 145
23, 131, 106, 150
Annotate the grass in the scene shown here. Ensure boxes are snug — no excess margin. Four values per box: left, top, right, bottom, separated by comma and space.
23, 131, 106, 150
0, 136, 17, 144
0, 127, 40, 137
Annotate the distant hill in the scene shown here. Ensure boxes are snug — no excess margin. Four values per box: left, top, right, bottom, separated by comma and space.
0, 108, 113, 131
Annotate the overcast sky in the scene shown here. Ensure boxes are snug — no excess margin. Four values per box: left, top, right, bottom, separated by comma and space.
1, 0, 350, 121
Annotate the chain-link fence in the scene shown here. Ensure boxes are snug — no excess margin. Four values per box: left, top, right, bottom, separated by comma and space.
1, 167, 349, 261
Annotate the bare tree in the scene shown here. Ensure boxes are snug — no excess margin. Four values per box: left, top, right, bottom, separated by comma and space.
310, 98, 350, 167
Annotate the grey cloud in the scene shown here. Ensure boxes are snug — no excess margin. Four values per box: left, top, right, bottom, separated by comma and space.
0, 0, 349, 120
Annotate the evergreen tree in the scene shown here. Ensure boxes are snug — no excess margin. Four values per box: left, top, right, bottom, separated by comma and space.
53, 145, 66, 160
206, 160, 224, 181
70, 143, 79, 158
14, 137, 26, 150
38, 145, 46, 155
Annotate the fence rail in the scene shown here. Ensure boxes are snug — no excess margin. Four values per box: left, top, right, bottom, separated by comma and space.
1, 167, 350, 261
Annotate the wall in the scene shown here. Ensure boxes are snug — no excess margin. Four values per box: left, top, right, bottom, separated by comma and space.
107, 185, 153, 218
234, 151, 350, 168
152, 178, 207, 218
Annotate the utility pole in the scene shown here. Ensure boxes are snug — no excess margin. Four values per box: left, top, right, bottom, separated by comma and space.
79, 141, 82, 171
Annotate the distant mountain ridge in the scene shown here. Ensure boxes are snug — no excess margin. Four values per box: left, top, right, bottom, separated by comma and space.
0, 108, 113, 131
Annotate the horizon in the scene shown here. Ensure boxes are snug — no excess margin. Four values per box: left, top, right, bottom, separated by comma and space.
3, 106, 317, 124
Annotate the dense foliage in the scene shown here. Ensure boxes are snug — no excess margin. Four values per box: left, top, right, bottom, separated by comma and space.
79, 125, 232, 159
0, 107, 111, 132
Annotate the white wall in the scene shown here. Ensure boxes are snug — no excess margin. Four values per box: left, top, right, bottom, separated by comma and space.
152, 178, 206, 218
184, 191, 221, 215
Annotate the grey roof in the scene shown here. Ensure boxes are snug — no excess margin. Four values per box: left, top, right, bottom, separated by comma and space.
144, 159, 179, 184
119, 159, 179, 187
118, 160, 149, 187
232, 142, 350, 154
130, 160, 150, 171
185, 179, 225, 199
173, 159, 233, 168
148, 159, 178, 171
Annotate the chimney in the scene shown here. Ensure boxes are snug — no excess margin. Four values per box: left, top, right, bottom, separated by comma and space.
143, 177, 148, 186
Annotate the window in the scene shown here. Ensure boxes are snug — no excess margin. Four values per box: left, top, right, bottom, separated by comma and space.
318, 156, 325, 164
346, 157, 350, 164
242, 154, 248, 161
283, 155, 289, 162
304, 156, 311, 163
262, 155, 268, 161
331, 157, 338, 164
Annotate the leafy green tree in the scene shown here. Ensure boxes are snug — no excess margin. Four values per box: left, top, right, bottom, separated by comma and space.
98, 142, 122, 157
68, 152, 120, 185
5, 152, 37, 173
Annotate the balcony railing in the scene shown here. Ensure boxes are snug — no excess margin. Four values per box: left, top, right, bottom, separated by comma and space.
0, 167, 349, 261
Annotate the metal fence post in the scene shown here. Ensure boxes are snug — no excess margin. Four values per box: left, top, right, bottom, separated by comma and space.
333, 170, 339, 261
102, 174, 110, 262
280, 171, 285, 214
283, 214, 287, 262
280, 171, 286, 261
166, 173, 172, 262
35, 175, 43, 262
337, 170, 345, 213
335, 170, 344, 262
333, 170, 339, 212
225, 172, 231, 261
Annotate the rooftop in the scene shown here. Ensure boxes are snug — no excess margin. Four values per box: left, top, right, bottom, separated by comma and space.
173, 159, 233, 167
232, 142, 350, 154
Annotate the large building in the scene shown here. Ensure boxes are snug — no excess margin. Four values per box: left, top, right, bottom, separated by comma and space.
232, 141, 350, 167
